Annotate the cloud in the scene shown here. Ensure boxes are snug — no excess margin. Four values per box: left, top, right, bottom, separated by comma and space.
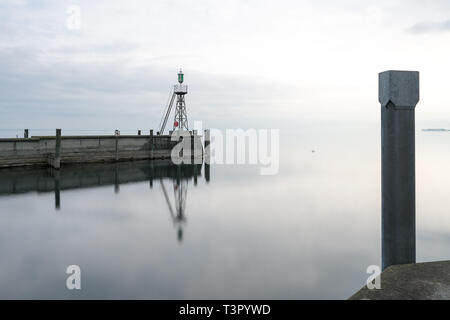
408, 20, 450, 34
0, 42, 304, 133
3, 0, 450, 132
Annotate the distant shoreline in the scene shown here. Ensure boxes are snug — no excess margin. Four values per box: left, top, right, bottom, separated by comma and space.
422, 129, 450, 132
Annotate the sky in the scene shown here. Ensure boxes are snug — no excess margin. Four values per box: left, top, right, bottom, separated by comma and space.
1, 0, 450, 133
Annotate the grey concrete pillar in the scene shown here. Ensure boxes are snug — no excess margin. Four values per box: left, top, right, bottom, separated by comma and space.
379, 70, 420, 270
24, 129, 29, 138
54, 129, 61, 169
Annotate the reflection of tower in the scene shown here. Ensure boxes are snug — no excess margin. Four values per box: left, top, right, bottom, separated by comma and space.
160, 173, 187, 243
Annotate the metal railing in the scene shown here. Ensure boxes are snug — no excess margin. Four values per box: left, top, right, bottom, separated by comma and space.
174, 84, 188, 94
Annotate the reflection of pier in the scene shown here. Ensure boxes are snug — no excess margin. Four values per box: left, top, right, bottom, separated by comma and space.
0, 160, 210, 242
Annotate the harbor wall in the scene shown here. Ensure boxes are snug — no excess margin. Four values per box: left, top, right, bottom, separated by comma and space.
0, 134, 203, 168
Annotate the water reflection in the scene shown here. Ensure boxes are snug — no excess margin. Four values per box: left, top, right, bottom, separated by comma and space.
0, 160, 207, 243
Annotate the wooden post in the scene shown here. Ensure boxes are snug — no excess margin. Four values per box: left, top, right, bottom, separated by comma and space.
115, 136, 119, 161
138, 130, 141, 136
150, 129, 154, 159
54, 129, 61, 169
24, 129, 29, 138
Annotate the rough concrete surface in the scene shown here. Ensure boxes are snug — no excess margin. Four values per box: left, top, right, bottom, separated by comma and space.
349, 260, 450, 300
0, 134, 203, 168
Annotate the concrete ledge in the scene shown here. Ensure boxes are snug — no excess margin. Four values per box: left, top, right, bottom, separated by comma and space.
349, 260, 450, 300
0, 134, 203, 168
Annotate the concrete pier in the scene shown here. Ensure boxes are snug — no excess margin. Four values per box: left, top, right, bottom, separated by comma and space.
0, 131, 204, 169
350, 260, 450, 300
379, 70, 419, 270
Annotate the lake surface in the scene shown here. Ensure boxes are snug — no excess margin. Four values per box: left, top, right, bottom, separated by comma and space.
0, 124, 449, 299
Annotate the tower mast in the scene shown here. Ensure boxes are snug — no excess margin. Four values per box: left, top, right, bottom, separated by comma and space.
173, 69, 189, 131
158, 69, 189, 134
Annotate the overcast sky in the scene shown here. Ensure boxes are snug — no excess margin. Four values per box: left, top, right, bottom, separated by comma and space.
1, 0, 450, 133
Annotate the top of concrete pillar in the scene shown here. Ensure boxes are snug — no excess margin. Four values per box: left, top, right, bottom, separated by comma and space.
379, 70, 420, 109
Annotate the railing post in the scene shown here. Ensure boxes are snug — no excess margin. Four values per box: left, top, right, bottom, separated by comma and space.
379, 70, 420, 270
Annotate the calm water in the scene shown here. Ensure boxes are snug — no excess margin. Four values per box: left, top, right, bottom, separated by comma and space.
0, 125, 450, 299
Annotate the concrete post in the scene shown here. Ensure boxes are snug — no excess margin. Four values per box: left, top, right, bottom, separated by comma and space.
54, 129, 61, 169
379, 70, 420, 270
24, 129, 29, 138
138, 130, 141, 136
